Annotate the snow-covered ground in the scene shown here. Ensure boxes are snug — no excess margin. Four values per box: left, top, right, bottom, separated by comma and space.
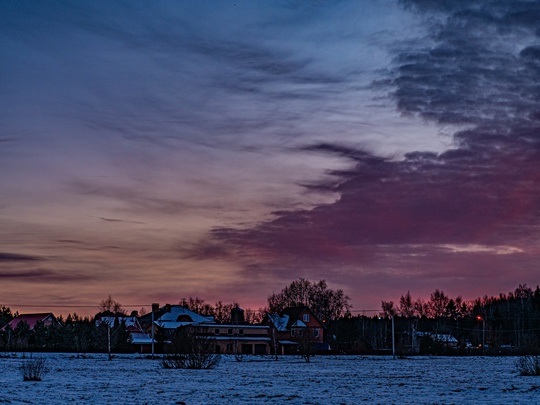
1, 353, 538, 404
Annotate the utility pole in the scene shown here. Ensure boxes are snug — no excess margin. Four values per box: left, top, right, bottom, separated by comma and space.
152, 303, 159, 360
107, 322, 112, 361
392, 315, 396, 360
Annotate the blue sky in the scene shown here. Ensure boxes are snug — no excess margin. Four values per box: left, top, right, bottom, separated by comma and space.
2, 0, 540, 315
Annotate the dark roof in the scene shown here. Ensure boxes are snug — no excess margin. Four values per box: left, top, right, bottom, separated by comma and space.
282, 306, 309, 329
139, 308, 164, 328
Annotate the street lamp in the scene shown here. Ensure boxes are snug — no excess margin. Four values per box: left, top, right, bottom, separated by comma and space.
477, 315, 485, 355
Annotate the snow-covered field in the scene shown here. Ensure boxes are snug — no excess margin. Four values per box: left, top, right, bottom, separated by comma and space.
1, 353, 538, 404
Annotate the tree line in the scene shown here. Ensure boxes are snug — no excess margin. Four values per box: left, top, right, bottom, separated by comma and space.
2, 282, 540, 355
330, 284, 540, 355
0, 280, 351, 353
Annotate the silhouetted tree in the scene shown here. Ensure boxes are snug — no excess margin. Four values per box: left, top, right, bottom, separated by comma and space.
399, 292, 415, 318
268, 278, 351, 322
98, 295, 125, 315
0, 305, 15, 329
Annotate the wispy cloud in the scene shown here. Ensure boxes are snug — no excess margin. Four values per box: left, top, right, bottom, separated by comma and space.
438, 244, 523, 255
2, 0, 539, 312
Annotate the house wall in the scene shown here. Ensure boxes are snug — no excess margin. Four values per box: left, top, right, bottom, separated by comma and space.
296, 309, 325, 344
201, 325, 271, 355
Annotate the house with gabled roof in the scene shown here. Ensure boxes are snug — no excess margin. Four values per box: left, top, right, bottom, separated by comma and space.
139, 304, 271, 355
1, 313, 58, 331
263, 306, 329, 355
137, 304, 215, 353
1, 313, 60, 350
95, 315, 153, 353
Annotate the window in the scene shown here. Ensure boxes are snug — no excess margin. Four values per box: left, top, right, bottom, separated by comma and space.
239, 329, 244, 336
303, 314, 310, 323
291, 329, 296, 337
298, 329, 304, 337
214, 328, 220, 335
313, 328, 320, 338
227, 328, 233, 335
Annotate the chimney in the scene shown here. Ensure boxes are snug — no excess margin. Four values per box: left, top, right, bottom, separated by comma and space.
231, 307, 244, 324
165, 304, 171, 313
152, 303, 159, 314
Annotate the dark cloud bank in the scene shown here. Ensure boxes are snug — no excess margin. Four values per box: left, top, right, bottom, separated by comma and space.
201, 0, 540, 291
0, 253, 41, 262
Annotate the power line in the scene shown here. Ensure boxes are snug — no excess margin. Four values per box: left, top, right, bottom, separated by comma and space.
2, 304, 151, 308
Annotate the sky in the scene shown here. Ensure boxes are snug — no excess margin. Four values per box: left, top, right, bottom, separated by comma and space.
2, 0, 540, 316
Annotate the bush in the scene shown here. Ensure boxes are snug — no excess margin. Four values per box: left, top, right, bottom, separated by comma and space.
160, 353, 218, 369
20, 356, 48, 381
517, 355, 540, 376
160, 326, 220, 369
160, 350, 220, 369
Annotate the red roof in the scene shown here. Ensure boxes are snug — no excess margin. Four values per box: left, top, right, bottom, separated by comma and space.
3, 313, 56, 330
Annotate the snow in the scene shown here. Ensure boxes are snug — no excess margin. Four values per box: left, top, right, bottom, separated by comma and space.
267, 314, 289, 331
157, 306, 214, 325
290, 319, 307, 328
1, 354, 538, 404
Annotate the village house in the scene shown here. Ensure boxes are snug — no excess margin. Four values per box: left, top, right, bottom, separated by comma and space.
263, 306, 329, 355
139, 304, 271, 355
0, 313, 60, 350
416, 332, 459, 347
1, 313, 58, 331
95, 315, 153, 353
207, 307, 270, 355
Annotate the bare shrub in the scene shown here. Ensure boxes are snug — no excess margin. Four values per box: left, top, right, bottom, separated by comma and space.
517, 355, 540, 376
160, 326, 219, 369
20, 356, 48, 381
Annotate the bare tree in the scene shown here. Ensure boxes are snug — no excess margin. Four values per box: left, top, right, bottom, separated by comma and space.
297, 327, 319, 363
381, 301, 395, 319
99, 295, 124, 315
399, 292, 415, 318
268, 278, 351, 322
428, 290, 449, 318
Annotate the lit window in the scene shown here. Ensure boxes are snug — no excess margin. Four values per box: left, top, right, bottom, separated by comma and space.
303, 314, 310, 323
